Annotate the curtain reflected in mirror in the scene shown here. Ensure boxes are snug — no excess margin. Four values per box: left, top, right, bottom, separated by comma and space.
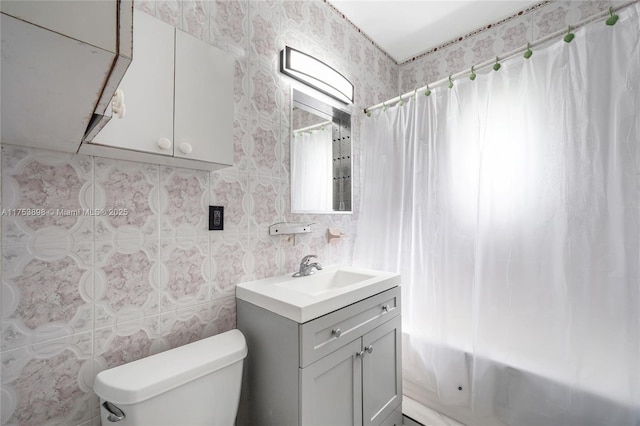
291, 122, 333, 211
291, 89, 351, 213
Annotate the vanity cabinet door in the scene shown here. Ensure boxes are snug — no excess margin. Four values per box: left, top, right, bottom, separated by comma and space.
300, 338, 363, 426
362, 316, 402, 426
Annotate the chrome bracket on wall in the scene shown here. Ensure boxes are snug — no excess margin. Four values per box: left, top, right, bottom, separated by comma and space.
269, 222, 314, 236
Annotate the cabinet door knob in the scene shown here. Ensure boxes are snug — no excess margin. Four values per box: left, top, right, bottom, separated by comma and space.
158, 137, 172, 150
365, 345, 373, 354
331, 328, 342, 338
356, 350, 365, 359
382, 304, 390, 313
179, 142, 193, 155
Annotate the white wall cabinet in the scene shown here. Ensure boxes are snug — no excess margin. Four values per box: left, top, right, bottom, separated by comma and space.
82, 9, 234, 171
237, 286, 403, 426
0, 0, 133, 151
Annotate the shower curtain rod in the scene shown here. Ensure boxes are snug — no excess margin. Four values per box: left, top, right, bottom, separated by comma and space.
363, 0, 639, 115
294, 120, 333, 134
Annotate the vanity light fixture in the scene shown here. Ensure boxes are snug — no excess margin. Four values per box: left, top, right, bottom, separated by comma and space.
280, 46, 354, 104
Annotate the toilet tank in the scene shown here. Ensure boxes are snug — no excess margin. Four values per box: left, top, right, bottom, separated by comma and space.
94, 329, 247, 426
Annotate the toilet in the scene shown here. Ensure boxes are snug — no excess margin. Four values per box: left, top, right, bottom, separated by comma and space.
94, 329, 247, 425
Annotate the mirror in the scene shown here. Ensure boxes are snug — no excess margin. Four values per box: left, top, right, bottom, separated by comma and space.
290, 89, 352, 214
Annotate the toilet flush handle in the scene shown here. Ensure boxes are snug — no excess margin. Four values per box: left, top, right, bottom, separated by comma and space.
103, 401, 126, 422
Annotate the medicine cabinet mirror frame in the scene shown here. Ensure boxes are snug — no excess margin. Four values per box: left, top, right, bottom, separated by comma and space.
290, 88, 352, 214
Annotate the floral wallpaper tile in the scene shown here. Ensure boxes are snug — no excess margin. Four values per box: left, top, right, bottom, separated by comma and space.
1, 145, 93, 246
94, 317, 160, 373
134, 0, 156, 16
94, 240, 160, 328
306, 1, 329, 44
249, 174, 284, 234
280, 124, 291, 180
208, 296, 237, 335
157, 303, 212, 351
94, 157, 159, 243
234, 59, 251, 119
211, 232, 249, 298
1, 243, 93, 351
1, 332, 94, 426
210, 0, 248, 52
249, 60, 284, 125
248, 117, 284, 177
210, 170, 250, 233
182, 0, 210, 42
233, 114, 251, 172
156, 0, 183, 28
156, 297, 236, 351
249, 0, 280, 63
159, 166, 209, 238
248, 232, 284, 279
159, 236, 210, 312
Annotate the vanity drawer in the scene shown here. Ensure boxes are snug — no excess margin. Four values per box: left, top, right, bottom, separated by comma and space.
299, 286, 400, 367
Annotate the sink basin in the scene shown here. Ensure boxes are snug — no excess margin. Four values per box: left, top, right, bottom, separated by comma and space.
236, 265, 400, 323
276, 270, 376, 296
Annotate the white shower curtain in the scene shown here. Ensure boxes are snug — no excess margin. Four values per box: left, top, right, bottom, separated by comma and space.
291, 127, 333, 212
355, 4, 640, 425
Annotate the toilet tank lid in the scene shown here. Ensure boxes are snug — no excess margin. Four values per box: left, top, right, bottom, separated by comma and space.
94, 329, 247, 405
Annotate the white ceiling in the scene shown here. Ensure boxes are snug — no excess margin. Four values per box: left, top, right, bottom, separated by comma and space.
328, 0, 542, 63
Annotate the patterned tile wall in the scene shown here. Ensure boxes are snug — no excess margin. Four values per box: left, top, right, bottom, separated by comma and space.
398, 0, 624, 93
0, 1, 398, 425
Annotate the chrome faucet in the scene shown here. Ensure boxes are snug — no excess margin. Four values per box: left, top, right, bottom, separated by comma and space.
293, 254, 323, 277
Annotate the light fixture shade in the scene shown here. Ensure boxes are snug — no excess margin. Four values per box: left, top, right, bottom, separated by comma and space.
280, 46, 354, 104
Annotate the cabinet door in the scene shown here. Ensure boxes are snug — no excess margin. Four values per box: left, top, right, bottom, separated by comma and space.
92, 10, 174, 155
174, 28, 234, 165
362, 316, 402, 426
300, 338, 363, 426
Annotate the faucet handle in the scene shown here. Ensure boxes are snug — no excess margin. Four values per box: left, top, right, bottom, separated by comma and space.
301, 254, 317, 264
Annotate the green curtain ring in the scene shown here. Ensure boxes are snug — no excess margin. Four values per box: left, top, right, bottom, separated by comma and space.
564, 26, 575, 43
524, 43, 533, 59
398, 94, 404, 106
493, 57, 501, 71
425, 84, 432, 97
366, 110, 372, 117
469, 65, 477, 81
606, 7, 619, 26
382, 102, 387, 112
448, 75, 454, 89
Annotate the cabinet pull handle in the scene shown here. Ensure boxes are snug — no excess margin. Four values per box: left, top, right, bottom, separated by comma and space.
111, 89, 126, 119
365, 345, 373, 354
158, 137, 172, 150
331, 328, 342, 338
382, 304, 390, 313
356, 350, 365, 358
179, 142, 193, 155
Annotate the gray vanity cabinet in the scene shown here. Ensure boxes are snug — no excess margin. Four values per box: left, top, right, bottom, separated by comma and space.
237, 286, 402, 426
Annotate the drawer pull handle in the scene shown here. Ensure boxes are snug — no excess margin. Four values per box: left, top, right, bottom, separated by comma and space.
365, 345, 374, 354
382, 304, 390, 313
332, 328, 342, 338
